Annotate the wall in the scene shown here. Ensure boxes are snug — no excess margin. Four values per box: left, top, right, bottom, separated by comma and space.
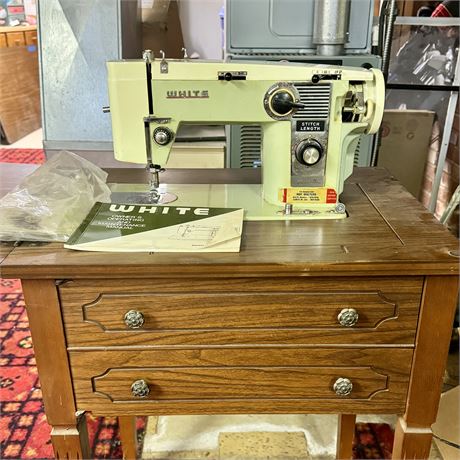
177, 0, 224, 59
420, 101, 460, 236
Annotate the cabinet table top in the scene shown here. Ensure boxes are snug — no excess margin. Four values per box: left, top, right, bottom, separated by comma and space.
1, 168, 458, 279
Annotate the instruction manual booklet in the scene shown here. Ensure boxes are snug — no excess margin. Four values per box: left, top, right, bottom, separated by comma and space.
64, 202, 244, 252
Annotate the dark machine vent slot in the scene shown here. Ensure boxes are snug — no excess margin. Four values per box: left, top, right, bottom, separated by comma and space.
239, 125, 262, 168
353, 136, 362, 166
293, 84, 331, 119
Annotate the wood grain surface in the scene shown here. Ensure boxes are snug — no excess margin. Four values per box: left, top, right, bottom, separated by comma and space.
402, 276, 459, 427
391, 418, 433, 460
60, 277, 422, 347
337, 414, 356, 460
21, 280, 78, 426
1, 170, 458, 278
69, 347, 412, 416
118, 416, 137, 460
0, 46, 41, 144
0, 242, 15, 265
0, 26, 38, 33
93, 367, 389, 401
390, 276, 459, 459
21, 280, 90, 460
50, 420, 90, 460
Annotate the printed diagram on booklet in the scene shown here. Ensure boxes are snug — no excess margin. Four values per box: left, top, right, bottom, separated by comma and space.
170, 224, 219, 243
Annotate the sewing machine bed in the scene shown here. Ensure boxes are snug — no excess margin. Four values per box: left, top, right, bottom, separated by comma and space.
110, 182, 346, 220
93, 168, 452, 255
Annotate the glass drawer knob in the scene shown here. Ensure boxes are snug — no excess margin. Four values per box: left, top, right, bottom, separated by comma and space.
131, 379, 150, 398
338, 308, 359, 327
124, 310, 145, 329
333, 377, 353, 396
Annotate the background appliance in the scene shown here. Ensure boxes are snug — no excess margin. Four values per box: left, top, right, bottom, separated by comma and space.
38, 0, 141, 162
225, 0, 380, 168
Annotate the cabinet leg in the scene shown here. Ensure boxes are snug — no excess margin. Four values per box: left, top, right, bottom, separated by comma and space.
21, 280, 90, 459
392, 417, 433, 460
50, 413, 90, 460
119, 416, 138, 460
391, 276, 459, 460
336, 414, 356, 460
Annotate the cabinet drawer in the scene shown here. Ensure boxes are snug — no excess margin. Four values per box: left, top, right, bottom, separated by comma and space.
6, 32, 25, 47
60, 277, 422, 347
0, 34, 7, 48
70, 347, 413, 416
24, 30, 37, 46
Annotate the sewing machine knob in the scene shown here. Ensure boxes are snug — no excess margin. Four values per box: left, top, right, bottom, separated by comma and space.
271, 90, 296, 116
153, 127, 173, 146
295, 140, 323, 167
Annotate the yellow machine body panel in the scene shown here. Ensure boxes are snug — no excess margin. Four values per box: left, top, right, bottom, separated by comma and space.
107, 59, 384, 218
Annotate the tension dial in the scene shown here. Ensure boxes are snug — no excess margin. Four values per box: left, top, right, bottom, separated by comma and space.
153, 127, 173, 146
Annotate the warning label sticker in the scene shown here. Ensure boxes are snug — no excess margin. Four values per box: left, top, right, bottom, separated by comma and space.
279, 188, 337, 204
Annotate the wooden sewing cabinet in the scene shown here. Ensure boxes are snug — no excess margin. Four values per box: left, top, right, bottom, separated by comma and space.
1, 168, 458, 459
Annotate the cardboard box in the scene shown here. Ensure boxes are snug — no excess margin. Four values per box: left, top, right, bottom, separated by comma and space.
0, 45, 40, 144
141, 0, 184, 58
432, 386, 460, 459
378, 110, 435, 198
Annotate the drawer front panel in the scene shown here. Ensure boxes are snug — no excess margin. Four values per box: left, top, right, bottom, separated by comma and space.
94, 367, 386, 401
60, 277, 423, 347
24, 30, 37, 46
6, 32, 25, 47
79, 293, 400, 329
70, 347, 412, 415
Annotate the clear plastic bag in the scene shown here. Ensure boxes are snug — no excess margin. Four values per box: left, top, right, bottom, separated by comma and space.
0, 150, 111, 242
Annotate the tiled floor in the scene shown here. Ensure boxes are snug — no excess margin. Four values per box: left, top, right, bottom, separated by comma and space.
0, 128, 43, 149
141, 413, 447, 459
140, 414, 397, 459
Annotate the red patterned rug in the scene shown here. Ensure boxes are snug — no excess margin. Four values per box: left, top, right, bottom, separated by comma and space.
0, 148, 394, 459
354, 423, 393, 459
0, 149, 46, 165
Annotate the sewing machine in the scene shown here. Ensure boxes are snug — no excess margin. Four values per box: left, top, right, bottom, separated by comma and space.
107, 54, 384, 220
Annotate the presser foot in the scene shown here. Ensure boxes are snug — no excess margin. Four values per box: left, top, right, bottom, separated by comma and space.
146, 164, 178, 204
147, 188, 177, 204
110, 190, 177, 205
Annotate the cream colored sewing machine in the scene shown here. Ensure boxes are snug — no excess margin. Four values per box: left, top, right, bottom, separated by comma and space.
107, 54, 384, 220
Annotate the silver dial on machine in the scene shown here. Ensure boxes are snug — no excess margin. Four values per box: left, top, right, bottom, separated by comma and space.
295, 139, 323, 167
153, 127, 173, 146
